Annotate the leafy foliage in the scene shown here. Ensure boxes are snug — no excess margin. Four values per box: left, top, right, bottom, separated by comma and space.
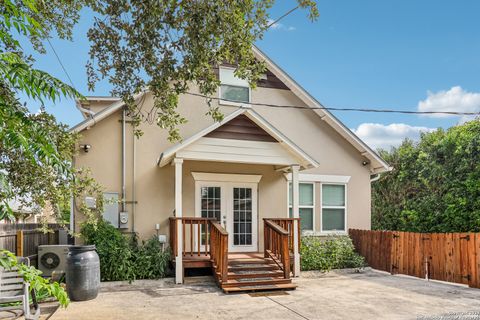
0, 0, 104, 223
372, 119, 480, 232
0, 249, 70, 308
300, 236, 366, 271
81, 219, 170, 281
0, 0, 319, 223
87, 0, 319, 140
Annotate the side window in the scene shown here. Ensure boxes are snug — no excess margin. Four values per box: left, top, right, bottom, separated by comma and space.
288, 182, 314, 231
321, 184, 346, 232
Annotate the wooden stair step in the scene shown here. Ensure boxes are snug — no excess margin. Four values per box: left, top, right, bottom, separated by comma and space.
221, 277, 292, 288
222, 283, 297, 293
228, 258, 272, 265
228, 264, 279, 272
227, 270, 285, 279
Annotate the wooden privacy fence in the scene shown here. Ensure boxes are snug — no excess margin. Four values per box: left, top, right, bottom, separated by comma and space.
0, 224, 62, 267
349, 229, 480, 289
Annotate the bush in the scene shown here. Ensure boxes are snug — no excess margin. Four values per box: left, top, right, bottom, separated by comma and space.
130, 235, 170, 279
81, 219, 170, 281
300, 236, 366, 272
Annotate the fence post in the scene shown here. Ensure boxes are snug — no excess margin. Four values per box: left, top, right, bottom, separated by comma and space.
16, 230, 24, 257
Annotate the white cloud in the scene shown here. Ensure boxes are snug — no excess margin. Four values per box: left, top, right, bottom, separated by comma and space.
266, 19, 296, 31
418, 86, 480, 122
352, 123, 436, 150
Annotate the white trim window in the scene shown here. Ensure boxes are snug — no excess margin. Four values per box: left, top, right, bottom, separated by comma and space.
219, 67, 250, 104
321, 184, 346, 233
288, 182, 315, 231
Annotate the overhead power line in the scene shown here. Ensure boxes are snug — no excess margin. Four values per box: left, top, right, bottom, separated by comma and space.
46, 38, 77, 90
185, 92, 480, 116
266, 6, 299, 29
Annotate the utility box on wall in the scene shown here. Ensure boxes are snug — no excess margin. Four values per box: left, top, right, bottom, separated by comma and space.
103, 192, 119, 227
119, 211, 129, 229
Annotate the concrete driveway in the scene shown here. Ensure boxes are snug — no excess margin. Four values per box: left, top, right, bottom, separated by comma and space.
51, 269, 480, 320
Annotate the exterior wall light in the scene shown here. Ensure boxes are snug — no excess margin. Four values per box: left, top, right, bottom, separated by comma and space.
80, 144, 91, 153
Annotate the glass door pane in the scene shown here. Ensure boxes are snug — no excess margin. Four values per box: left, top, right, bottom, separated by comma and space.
200, 186, 221, 245
233, 187, 252, 246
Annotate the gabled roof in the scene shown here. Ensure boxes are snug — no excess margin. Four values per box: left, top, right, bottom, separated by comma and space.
70, 46, 390, 173
157, 109, 319, 169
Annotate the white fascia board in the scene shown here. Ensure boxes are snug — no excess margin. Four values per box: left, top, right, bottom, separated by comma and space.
191, 172, 262, 183
252, 45, 390, 173
284, 173, 351, 184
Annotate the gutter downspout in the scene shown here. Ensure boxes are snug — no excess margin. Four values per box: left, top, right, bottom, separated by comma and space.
121, 108, 126, 220
75, 100, 96, 118
370, 173, 382, 182
132, 126, 136, 233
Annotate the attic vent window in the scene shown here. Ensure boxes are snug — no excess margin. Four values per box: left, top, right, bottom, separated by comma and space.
219, 67, 250, 104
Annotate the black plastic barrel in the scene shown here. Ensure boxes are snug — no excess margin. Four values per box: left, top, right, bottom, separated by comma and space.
66, 245, 100, 301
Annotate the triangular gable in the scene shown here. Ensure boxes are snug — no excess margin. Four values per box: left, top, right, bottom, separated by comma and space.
157, 109, 318, 169
205, 114, 277, 142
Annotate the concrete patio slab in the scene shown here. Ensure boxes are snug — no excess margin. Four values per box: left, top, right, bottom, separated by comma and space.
51, 269, 480, 320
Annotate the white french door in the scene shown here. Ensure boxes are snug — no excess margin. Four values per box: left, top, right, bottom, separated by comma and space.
195, 181, 258, 252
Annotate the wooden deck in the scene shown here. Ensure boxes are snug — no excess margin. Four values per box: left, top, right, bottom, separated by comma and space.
170, 217, 299, 293
181, 253, 265, 269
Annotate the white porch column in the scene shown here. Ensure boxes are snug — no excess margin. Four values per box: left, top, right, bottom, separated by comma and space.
174, 158, 184, 284
291, 164, 301, 276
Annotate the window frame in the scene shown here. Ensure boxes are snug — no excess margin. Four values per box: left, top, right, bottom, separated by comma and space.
218, 66, 251, 106
287, 181, 315, 233
320, 183, 347, 234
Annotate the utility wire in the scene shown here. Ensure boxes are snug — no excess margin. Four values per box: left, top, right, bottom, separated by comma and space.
185, 92, 480, 116
45, 8, 479, 118
266, 6, 299, 29
46, 38, 76, 90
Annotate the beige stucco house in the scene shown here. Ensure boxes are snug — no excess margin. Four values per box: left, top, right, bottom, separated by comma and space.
71, 46, 390, 291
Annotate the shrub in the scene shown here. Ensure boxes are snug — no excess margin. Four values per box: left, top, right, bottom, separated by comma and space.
300, 236, 366, 272
130, 235, 170, 279
81, 219, 170, 281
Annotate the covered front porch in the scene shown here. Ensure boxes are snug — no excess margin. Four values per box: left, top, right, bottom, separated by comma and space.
157, 109, 318, 292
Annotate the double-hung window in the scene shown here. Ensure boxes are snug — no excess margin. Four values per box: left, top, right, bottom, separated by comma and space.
219, 67, 250, 104
321, 184, 346, 232
288, 182, 314, 231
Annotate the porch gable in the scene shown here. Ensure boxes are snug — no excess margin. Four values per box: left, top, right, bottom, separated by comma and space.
157, 109, 318, 169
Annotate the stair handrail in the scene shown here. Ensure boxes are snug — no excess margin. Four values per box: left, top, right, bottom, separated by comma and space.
264, 219, 291, 279
209, 221, 229, 284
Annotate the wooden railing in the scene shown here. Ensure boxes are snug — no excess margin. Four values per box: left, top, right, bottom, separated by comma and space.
169, 217, 229, 284
264, 219, 291, 279
210, 221, 229, 284
169, 217, 214, 257
266, 218, 300, 253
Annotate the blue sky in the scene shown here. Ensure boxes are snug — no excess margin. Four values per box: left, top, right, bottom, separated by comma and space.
23, 0, 480, 150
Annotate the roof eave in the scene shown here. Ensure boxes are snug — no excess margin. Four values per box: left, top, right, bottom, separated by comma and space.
251, 45, 390, 173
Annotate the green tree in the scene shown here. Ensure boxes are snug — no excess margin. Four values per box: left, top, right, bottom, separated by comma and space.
372, 119, 480, 232
0, 0, 102, 222
87, 0, 319, 140
0, 0, 318, 222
